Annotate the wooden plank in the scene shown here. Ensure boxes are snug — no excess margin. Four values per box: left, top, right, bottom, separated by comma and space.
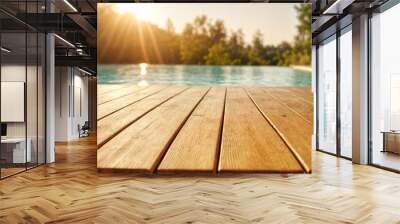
98, 84, 128, 95
286, 87, 313, 104
264, 88, 313, 124
247, 88, 312, 173
97, 86, 188, 147
218, 88, 304, 173
98, 85, 146, 105
97, 85, 166, 120
97, 86, 209, 172
157, 87, 226, 173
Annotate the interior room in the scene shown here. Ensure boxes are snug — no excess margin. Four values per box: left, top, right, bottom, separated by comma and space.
54, 66, 93, 141
0, 0, 96, 179
0, 19, 46, 178
0, 0, 400, 223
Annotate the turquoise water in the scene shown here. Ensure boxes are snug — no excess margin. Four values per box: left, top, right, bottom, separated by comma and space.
98, 64, 311, 86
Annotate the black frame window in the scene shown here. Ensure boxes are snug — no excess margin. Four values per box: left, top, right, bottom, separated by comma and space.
315, 22, 353, 160
0, 0, 47, 179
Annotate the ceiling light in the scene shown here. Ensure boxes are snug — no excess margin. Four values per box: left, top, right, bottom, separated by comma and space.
323, 0, 355, 15
76, 48, 86, 56
54, 34, 75, 48
63, 0, 78, 12
1, 47, 11, 53
78, 67, 92, 76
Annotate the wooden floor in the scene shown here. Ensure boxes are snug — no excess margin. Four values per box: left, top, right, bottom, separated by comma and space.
1, 136, 400, 223
0, 167, 26, 178
97, 85, 313, 173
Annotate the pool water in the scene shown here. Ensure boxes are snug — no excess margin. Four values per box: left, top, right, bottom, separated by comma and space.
98, 64, 311, 86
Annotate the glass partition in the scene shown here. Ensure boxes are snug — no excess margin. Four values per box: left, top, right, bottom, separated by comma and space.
38, 32, 45, 165
339, 26, 352, 158
27, 30, 38, 169
1, 31, 28, 177
370, 3, 400, 171
317, 35, 337, 154
0, 2, 46, 179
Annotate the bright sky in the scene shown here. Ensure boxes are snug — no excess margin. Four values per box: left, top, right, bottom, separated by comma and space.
110, 3, 300, 45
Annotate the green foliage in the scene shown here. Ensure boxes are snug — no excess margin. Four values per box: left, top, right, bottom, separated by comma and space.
180, 16, 214, 64
293, 4, 312, 65
247, 31, 267, 65
181, 4, 311, 66
99, 4, 312, 66
204, 43, 232, 65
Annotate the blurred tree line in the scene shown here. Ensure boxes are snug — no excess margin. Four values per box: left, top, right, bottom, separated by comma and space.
99, 4, 311, 66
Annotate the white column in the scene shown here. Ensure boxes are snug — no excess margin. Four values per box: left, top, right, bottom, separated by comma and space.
46, 33, 55, 163
352, 14, 369, 164
45, 0, 56, 163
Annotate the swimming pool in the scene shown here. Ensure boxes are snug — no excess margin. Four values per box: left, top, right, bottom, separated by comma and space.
98, 64, 311, 86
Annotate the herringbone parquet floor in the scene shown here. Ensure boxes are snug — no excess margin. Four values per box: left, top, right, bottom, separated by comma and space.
1, 136, 400, 223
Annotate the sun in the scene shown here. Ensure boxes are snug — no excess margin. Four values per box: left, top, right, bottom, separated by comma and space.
114, 4, 151, 21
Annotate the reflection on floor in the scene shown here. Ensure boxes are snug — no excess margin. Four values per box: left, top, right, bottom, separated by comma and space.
97, 85, 313, 173
0, 135, 400, 223
0, 167, 25, 178
0, 162, 43, 179
373, 151, 400, 171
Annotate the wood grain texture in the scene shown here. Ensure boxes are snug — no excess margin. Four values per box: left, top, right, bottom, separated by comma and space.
97, 84, 128, 95
0, 167, 25, 178
158, 87, 226, 173
98, 84, 145, 105
287, 87, 313, 104
247, 87, 312, 173
2, 136, 400, 223
97, 87, 209, 172
97, 86, 188, 147
97, 85, 166, 119
96, 85, 313, 174
218, 88, 304, 173
265, 88, 313, 123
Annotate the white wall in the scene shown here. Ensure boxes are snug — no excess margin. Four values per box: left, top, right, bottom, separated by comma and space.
1, 63, 46, 164
55, 67, 70, 141
55, 67, 89, 141
1, 65, 26, 140
1, 65, 26, 81
71, 73, 89, 138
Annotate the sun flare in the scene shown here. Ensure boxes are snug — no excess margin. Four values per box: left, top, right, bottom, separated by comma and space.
139, 63, 148, 76
114, 4, 151, 21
